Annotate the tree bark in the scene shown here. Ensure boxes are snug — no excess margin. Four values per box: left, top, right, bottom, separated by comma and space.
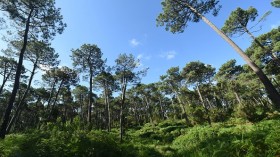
105, 85, 111, 132
175, 92, 192, 126
48, 80, 64, 120
197, 86, 211, 125
6, 60, 38, 134
0, 8, 33, 139
46, 79, 57, 110
79, 94, 84, 123
158, 97, 165, 120
186, 4, 280, 109
234, 91, 242, 105
120, 77, 127, 143
88, 71, 93, 124
0, 63, 12, 95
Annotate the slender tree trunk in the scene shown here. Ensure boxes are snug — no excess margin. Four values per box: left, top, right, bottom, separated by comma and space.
158, 98, 165, 120
186, 4, 280, 109
46, 80, 57, 110
63, 95, 67, 123
0, 78, 8, 96
133, 103, 140, 126
103, 90, 107, 129
273, 78, 280, 87
0, 63, 8, 95
105, 86, 111, 132
0, 9, 33, 139
34, 96, 42, 128
234, 91, 242, 105
88, 72, 93, 124
0, 80, 6, 96
175, 92, 192, 126
0, 69, 11, 95
6, 60, 38, 134
171, 98, 176, 120
197, 86, 211, 125
48, 80, 64, 120
143, 96, 153, 124
79, 94, 84, 123
120, 78, 127, 143
52, 81, 64, 107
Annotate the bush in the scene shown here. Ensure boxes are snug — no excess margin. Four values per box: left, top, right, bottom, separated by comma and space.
172, 119, 280, 157
0, 119, 122, 157
1, 118, 280, 157
234, 101, 271, 122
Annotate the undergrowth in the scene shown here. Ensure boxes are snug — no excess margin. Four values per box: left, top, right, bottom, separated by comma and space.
0, 118, 280, 157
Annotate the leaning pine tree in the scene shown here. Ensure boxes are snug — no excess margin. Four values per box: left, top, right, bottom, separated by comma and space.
0, 0, 66, 139
156, 0, 280, 108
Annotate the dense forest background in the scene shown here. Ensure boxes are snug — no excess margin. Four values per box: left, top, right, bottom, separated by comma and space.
1, 0, 280, 156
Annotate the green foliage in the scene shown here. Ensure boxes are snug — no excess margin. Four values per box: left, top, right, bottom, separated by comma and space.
271, 0, 280, 7
71, 44, 105, 76
172, 119, 280, 157
234, 101, 271, 122
0, 0, 66, 41
157, 0, 221, 33
246, 26, 280, 75
188, 105, 209, 125
1, 118, 280, 156
222, 7, 258, 36
0, 118, 122, 157
182, 61, 216, 85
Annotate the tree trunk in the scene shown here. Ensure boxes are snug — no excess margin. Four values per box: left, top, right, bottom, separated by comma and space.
143, 96, 153, 124
0, 68, 11, 95
242, 25, 280, 66
197, 86, 211, 125
186, 4, 280, 109
0, 9, 33, 139
105, 86, 111, 132
79, 94, 84, 124
175, 92, 192, 126
158, 98, 165, 120
120, 78, 127, 143
46, 79, 57, 110
48, 80, 64, 120
234, 91, 242, 105
6, 60, 38, 134
88, 72, 93, 124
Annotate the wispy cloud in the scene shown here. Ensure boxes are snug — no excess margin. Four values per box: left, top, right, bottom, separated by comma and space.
137, 54, 151, 60
271, 21, 280, 29
136, 53, 151, 68
130, 38, 140, 47
38, 64, 51, 74
137, 54, 143, 60
160, 50, 177, 60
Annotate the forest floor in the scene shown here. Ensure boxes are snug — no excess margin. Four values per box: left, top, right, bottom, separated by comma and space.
0, 118, 280, 157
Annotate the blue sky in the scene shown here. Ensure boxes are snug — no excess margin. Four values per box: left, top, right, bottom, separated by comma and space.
2, 1, 280, 85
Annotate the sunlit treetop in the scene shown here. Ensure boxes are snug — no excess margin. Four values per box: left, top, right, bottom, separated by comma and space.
0, 0, 66, 41
222, 7, 257, 36
271, 0, 280, 7
156, 0, 221, 33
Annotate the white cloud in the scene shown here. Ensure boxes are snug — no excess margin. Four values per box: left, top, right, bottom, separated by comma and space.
160, 50, 177, 60
271, 21, 280, 29
145, 55, 151, 60
136, 54, 152, 68
137, 54, 151, 60
137, 54, 143, 59
38, 64, 51, 73
130, 38, 140, 47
